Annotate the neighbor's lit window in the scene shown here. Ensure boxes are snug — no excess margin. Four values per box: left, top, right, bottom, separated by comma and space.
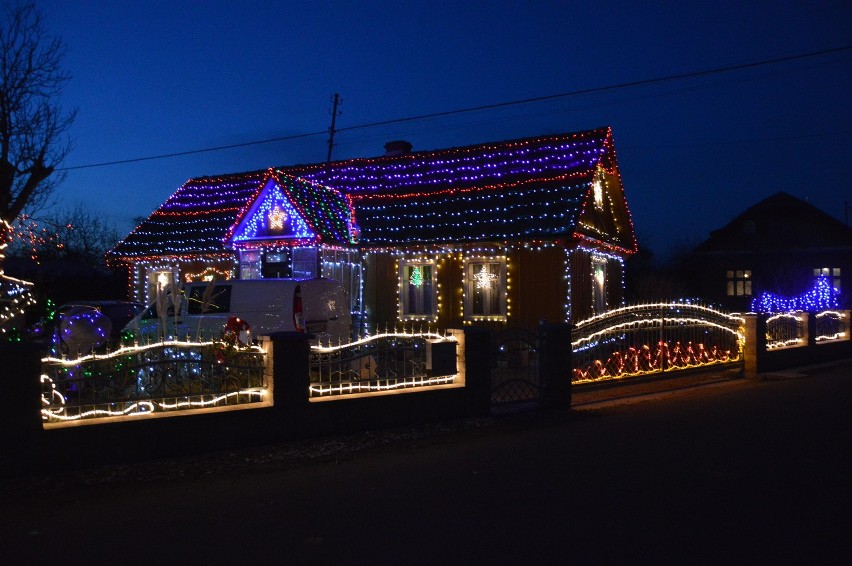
465, 260, 506, 319
814, 267, 841, 295
400, 262, 436, 318
726, 269, 752, 296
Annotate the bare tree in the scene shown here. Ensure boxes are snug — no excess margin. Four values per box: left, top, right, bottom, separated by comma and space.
0, 1, 76, 260
43, 204, 120, 268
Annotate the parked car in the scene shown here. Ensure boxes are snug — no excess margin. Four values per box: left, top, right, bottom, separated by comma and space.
124, 278, 351, 344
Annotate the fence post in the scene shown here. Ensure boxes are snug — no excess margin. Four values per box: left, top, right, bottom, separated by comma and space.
802, 312, 814, 347
538, 322, 573, 410
742, 314, 766, 379
0, 343, 44, 474
263, 332, 312, 416
463, 327, 492, 417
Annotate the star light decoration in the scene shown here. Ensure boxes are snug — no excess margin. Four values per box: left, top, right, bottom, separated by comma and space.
268, 205, 287, 231
474, 264, 498, 290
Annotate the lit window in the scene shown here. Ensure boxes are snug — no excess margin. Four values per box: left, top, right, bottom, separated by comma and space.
400, 262, 436, 318
465, 260, 506, 319
239, 251, 261, 279
146, 268, 175, 304
813, 267, 841, 295
726, 270, 752, 296
292, 247, 318, 278
592, 168, 605, 210
592, 256, 607, 313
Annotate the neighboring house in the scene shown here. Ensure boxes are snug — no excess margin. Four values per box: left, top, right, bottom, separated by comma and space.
684, 192, 852, 312
109, 126, 638, 331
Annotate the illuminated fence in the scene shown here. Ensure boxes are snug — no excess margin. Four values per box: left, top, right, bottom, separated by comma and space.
41, 341, 267, 426
815, 310, 849, 342
765, 313, 804, 349
309, 331, 458, 398
571, 303, 744, 383
763, 310, 849, 350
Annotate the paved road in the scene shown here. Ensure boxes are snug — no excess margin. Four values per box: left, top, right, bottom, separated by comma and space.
3, 362, 851, 564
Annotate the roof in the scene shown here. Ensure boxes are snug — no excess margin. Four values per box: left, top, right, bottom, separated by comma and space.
111, 126, 636, 259
109, 170, 354, 260
280, 126, 627, 246
694, 192, 852, 254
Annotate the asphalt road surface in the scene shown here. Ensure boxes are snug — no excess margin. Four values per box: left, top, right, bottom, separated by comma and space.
3, 362, 851, 564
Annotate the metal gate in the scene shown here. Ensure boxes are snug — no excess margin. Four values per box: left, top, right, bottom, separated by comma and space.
491, 327, 541, 407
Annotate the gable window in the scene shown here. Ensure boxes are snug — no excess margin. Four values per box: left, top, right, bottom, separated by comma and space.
592, 256, 607, 314
726, 270, 752, 296
465, 259, 507, 320
814, 267, 841, 295
400, 261, 436, 319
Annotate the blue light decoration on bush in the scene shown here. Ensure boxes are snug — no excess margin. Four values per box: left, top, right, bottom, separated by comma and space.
750, 275, 839, 313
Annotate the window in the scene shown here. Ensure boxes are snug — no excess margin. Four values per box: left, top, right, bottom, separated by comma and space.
465, 259, 506, 319
814, 267, 841, 296
146, 268, 175, 305
592, 256, 607, 314
292, 247, 318, 278
726, 270, 752, 296
400, 262, 436, 318
240, 251, 261, 280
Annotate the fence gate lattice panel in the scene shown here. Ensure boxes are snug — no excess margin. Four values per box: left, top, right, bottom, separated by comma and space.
491, 327, 541, 406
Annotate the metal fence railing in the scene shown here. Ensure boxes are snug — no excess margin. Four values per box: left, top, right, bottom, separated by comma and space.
571, 303, 744, 383
765, 313, 805, 349
815, 310, 849, 343
41, 341, 267, 425
309, 332, 458, 398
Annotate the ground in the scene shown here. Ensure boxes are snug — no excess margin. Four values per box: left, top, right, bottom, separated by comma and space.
2, 361, 851, 564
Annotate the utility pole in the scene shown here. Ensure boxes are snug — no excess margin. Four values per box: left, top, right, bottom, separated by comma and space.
326, 93, 342, 167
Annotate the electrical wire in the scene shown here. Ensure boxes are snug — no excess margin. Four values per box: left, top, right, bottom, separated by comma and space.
57, 45, 852, 172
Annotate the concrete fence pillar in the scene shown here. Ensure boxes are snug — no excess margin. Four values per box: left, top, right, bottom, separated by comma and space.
0, 343, 44, 474
262, 332, 312, 417
538, 322, 573, 410
742, 314, 760, 379
463, 327, 492, 417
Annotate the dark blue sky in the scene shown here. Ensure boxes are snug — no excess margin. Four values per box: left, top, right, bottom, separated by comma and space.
40, 0, 851, 258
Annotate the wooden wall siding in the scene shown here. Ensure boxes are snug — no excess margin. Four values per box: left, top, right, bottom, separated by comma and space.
439, 254, 464, 329
606, 257, 624, 307
363, 252, 397, 329
569, 248, 593, 323
510, 246, 567, 328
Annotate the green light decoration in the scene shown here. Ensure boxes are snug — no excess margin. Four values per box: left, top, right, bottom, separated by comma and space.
409, 265, 424, 288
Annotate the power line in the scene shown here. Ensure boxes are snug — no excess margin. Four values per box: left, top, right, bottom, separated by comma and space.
57, 45, 852, 172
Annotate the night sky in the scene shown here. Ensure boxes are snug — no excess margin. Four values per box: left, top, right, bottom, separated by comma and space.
39, 0, 852, 259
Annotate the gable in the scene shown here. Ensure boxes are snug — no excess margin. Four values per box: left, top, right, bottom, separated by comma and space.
228, 178, 318, 245
574, 166, 638, 253
695, 192, 852, 253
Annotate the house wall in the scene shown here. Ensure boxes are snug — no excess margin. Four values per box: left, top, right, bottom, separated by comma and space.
509, 246, 567, 329
363, 245, 618, 331
568, 247, 625, 323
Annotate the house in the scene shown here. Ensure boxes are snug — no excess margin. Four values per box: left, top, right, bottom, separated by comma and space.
684, 192, 852, 312
108, 126, 638, 331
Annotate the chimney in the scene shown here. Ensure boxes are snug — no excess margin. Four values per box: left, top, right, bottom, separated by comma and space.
383, 140, 413, 157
